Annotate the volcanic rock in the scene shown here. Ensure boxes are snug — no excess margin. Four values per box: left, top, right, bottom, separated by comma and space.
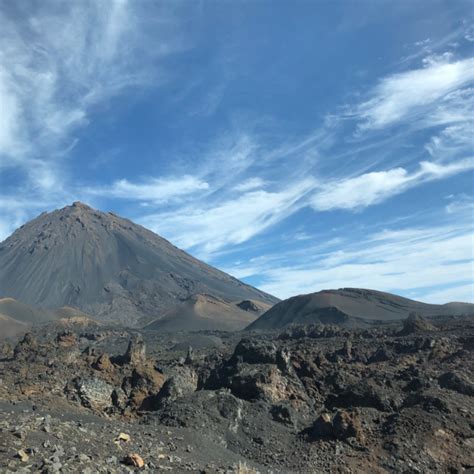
399, 312, 437, 335
123, 335, 146, 366
74, 377, 114, 411
438, 371, 474, 397
56, 331, 77, 348
93, 353, 114, 372
13, 332, 38, 360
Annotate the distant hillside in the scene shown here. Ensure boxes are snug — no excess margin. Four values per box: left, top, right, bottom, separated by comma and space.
247, 288, 474, 330
0, 313, 28, 339
145, 294, 272, 332
0, 202, 278, 328
0, 297, 56, 324
0, 297, 61, 340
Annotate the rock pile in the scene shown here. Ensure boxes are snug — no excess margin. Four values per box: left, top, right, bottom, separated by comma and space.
0, 317, 473, 472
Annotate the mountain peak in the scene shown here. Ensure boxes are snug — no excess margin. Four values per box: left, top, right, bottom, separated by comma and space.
71, 200, 91, 208
70, 201, 94, 211
0, 203, 277, 328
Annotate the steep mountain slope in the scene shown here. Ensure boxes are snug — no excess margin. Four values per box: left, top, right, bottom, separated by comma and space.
144, 294, 272, 332
247, 288, 474, 330
0, 202, 277, 327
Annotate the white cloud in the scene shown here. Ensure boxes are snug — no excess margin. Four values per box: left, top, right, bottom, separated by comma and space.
311, 159, 474, 212
228, 223, 474, 302
233, 177, 267, 192
356, 57, 474, 130
0, 1, 146, 170
0, 1, 183, 237
445, 195, 474, 215
87, 175, 209, 203
140, 178, 316, 255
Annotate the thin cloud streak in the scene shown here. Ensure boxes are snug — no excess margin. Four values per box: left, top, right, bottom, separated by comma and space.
140, 178, 316, 256
86, 176, 209, 203
227, 222, 474, 302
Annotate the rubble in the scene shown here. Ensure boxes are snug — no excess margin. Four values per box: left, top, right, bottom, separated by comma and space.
0, 317, 473, 472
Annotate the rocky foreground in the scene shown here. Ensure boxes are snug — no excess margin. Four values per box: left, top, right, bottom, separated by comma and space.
0, 316, 473, 473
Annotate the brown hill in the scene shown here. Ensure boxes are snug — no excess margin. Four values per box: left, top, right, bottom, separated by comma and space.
0, 313, 28, 339
247, 288, 474, 330
0, 297, 64, 340
0, 202, 277, 328
0, 297, 56, 324
144, 294, 272, 332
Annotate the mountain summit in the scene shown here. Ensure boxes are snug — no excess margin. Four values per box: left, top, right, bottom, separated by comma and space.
0, 202, 277, 327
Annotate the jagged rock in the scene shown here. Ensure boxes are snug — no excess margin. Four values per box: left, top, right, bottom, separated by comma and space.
56, 331, 77, 348
270, 403, 296, 426
155, 367, 197, 407
0, 342, 13, 358
237, 300, 260, 312
311, 410, 365, 443
128, 364, 166, 409
123, 453, 144, 468
132, 365, 165, 392
342, 339, 352, 359
93, 353, 114, 372
403, 377, 430, 392
326, 380, 394, 411
13, 333, 38, 360
399, 313, 436, 336
311, 413, 333, 438
112, 388, 128, 410
123, 335, 146, 366
185, 346, 194, 365
61, 347, 82, 365
226, 364, 306, 404
368, 347, 392, 363
276, 348, 292, 373
74, 378, 114, 410
231, 338, 278, 365
438, 372, 474, 397
403, 392, 450, 413
332, 410, 365, 443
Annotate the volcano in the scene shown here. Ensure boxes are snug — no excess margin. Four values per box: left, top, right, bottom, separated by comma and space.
0, 202, 277, 328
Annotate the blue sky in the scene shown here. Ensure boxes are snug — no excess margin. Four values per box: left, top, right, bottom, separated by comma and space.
0, 0, 473, 303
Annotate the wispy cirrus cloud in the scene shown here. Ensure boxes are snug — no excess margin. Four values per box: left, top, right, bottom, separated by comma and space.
354, 55, 474, 130
140, 178, 316, 256
114, 48, 474, 258
225, 219, 474, 302
232, 177, 268, 192
0, 1, 185, 237
86, 176, 209, 203
0, 4, 473, 306
311, 159, 474, 212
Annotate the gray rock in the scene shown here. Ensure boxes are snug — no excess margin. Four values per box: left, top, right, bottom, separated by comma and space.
74, 378, 114, 410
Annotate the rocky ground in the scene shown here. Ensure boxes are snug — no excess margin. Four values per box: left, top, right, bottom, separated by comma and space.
0, 315, 473, 473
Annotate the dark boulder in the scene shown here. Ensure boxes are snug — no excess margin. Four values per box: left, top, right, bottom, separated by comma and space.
13, 333, 38, 360
231, 338, 278, 365
438, 372, 474, 397
399, 313, 436, 336
311, 410, 365, 443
